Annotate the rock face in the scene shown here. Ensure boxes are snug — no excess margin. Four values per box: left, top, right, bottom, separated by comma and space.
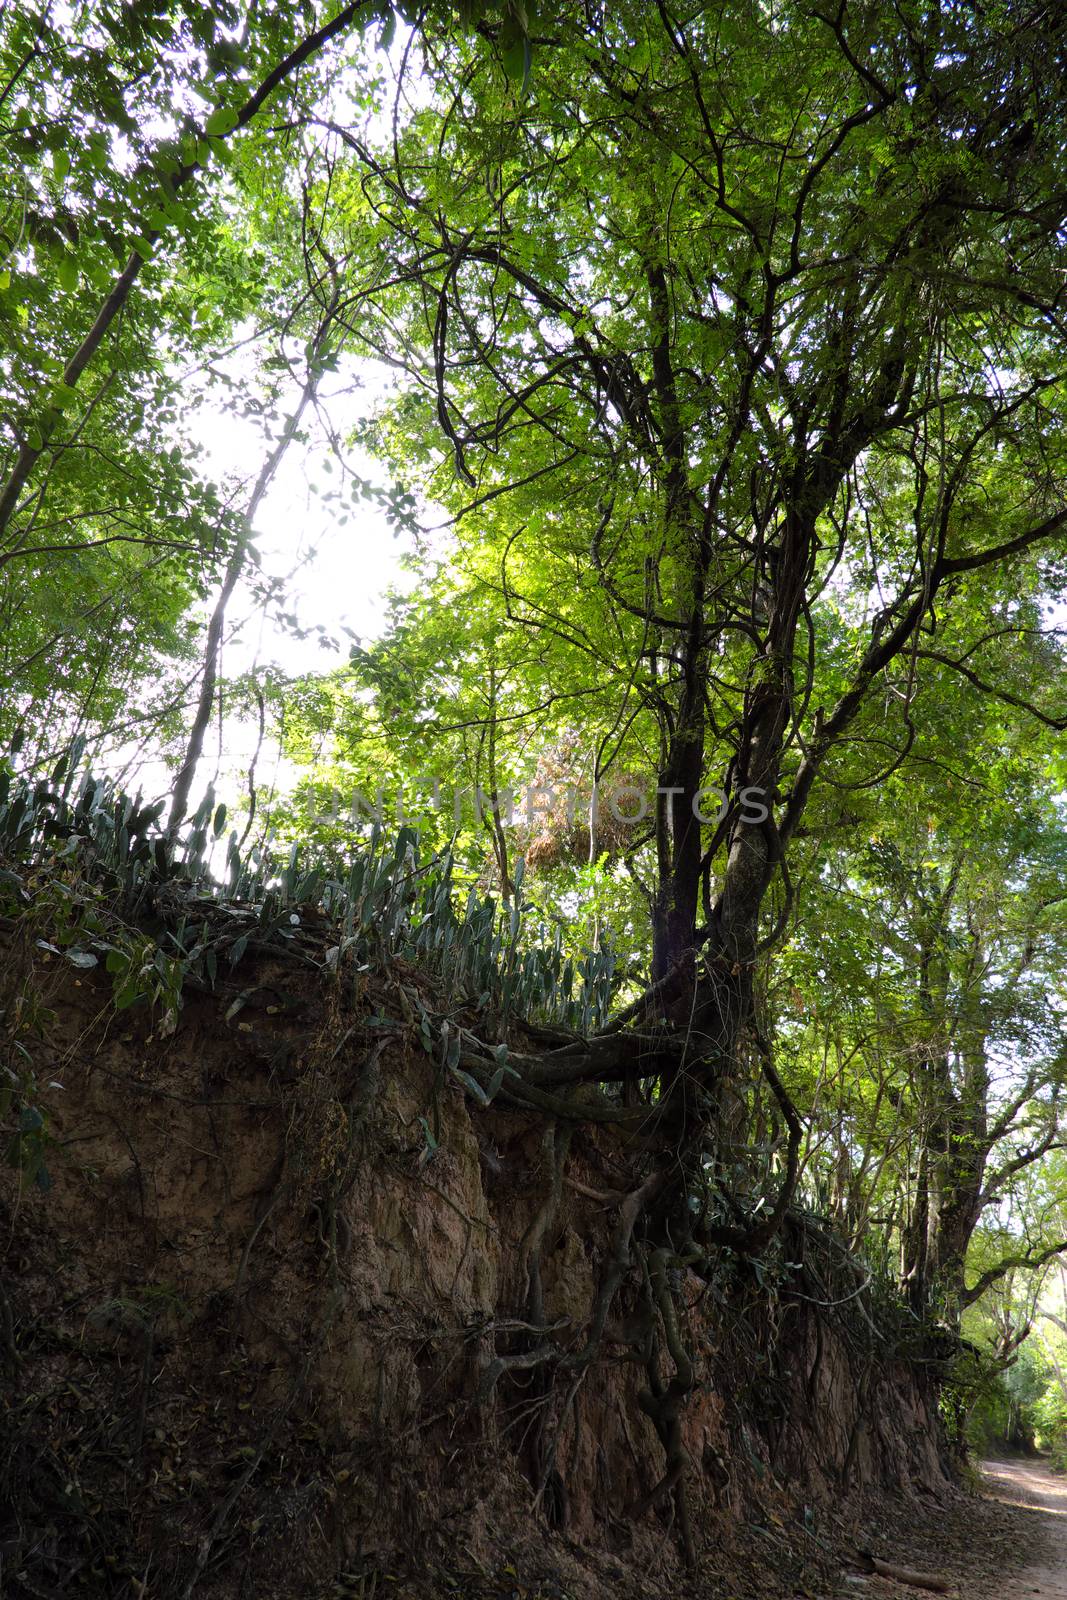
1, 949, 953, 1598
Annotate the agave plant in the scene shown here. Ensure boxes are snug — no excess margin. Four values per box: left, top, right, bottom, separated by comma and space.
0, 739, 619, 1034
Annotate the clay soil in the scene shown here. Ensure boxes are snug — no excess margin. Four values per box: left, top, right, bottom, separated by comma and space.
0, 939, 1050, 1600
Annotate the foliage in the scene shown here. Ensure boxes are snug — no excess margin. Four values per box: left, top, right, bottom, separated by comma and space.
0, 740, 617, 1037
0, 0, 543, 762
236, 0, 1067, 1344
3, 1, 1067, 1547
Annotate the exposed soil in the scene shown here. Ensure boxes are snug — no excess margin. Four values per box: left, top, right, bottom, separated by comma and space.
0, 936, 970, 1600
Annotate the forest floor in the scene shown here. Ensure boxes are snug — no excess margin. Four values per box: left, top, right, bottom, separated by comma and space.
833, 1457, 1067, 1600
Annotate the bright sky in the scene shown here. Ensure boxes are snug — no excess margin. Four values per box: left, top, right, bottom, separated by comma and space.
90, 24, 432, 816
155, 38, 430, 817
129, 351, 416, 815
195, 364, 411, 665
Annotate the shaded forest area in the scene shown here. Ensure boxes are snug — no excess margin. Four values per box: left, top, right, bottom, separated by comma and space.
2, 1, 1067, 1595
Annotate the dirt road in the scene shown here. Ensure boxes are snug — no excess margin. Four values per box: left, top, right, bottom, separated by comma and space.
982, 1459, 1067, 1599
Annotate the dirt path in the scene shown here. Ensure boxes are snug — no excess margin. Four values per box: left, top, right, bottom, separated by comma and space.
835, 1458, 1067, 1599
981, 1459, 1067, 1599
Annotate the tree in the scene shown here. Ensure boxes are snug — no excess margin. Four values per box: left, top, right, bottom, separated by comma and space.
5, 3, 1067, 1554
779, 735, 1067, 1323
295, 0, 1067, 1141
0, 1, 539, 768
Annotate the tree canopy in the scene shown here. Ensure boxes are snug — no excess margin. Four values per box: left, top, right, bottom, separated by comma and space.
2, 0, 1067, 1476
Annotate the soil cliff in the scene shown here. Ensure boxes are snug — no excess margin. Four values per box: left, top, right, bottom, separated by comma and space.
0, 927, 955, 1599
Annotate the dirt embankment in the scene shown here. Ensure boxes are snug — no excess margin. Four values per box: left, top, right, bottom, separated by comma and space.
2, 942, 956, 1599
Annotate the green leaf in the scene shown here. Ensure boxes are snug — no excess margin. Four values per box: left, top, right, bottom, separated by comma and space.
499, 20, 532, 94
449, 1065, 490, 1106
486, 1064, 506, 1101
205, 107, 239, 137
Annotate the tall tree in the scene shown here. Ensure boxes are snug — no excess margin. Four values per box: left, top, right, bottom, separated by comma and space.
302, 0, 1067, 1156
